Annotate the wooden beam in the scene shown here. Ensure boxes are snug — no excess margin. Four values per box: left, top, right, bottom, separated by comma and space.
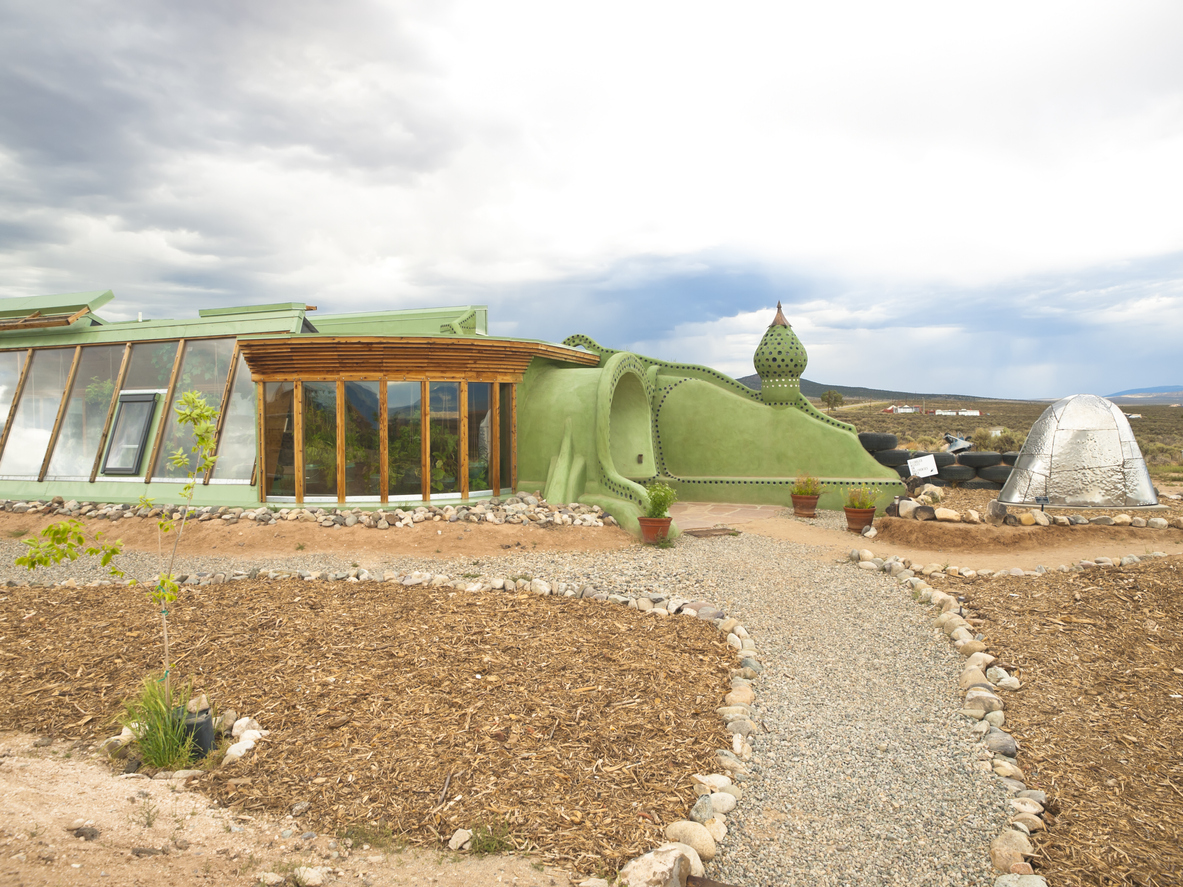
489, 381, 500, 495
65, 306, 92, 325
420, 380, 430, 502
203, 343, 241, 485
250, 372, 523, 384
336, 379, 346, 504
459, 381, 469, 500
144, 338, 186, 484
0, 349, 34, 465
89, 343, 133, 482
378, 381, 388, 504
237, 335, 598, 381
293, 381, 305, 503
38, 346, 83, 482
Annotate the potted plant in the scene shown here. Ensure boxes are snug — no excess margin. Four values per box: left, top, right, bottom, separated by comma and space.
790, 475, 822, 517
843, 485, 879, 533
638, 480, 677, 544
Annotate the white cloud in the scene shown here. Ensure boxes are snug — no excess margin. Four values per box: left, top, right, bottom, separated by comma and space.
0, 0, 1180, 397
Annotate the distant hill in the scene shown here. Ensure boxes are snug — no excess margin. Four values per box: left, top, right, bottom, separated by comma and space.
737, 375, 988, 402
1105, 385, 1183, 404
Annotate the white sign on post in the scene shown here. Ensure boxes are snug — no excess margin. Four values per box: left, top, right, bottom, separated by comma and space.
906, 454, 939, 478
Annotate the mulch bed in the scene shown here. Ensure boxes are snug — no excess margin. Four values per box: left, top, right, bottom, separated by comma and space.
934, 555, 1183, 887
0, 580, 732, 876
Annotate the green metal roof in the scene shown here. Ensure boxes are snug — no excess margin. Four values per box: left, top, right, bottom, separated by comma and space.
312, 305, 488, 337
0, 293, 310, 349
0, 290, 114, 319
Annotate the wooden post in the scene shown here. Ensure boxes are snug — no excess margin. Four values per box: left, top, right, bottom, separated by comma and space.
144, 339, 186, 484
378, 381, 388, 504
0, 349, 35, 464
336, 379, 346, 503
459, 381, 469, 500
508, 383, 517, 492
489, 381, 500, 495
38, 346, 83, 482
290, 382, 305, 502
203, 344, 241, 485
90, 343, 133, 483
256, 382, 266, 503
420, 380, 430, 502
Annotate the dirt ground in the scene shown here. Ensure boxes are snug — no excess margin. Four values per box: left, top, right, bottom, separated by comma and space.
2, 483, 1182, 887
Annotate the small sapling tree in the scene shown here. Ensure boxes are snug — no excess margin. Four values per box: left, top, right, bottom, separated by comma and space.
15, 391, 219, 764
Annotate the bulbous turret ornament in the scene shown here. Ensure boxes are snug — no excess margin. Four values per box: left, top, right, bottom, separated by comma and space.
753, 302, 807, 406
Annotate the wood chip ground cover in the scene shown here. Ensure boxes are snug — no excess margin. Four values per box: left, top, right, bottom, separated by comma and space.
932, 555, 1183, 887
0, 580, 731, 876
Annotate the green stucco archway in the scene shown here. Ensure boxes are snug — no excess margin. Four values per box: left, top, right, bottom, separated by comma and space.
609, 371, 654, 482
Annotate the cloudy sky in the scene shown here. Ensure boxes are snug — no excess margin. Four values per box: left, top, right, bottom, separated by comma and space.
2, 1, 1181, 399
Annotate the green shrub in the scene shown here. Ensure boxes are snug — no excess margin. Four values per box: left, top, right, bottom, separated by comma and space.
791, 475, 821, 496
121, 673, 197, 770
643, 481, 677, 519
845, 485, 879, 509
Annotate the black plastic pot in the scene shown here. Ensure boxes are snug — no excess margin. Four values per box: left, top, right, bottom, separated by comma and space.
180, 709, 215, 760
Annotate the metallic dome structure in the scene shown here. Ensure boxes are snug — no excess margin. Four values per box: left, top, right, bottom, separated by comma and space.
999, 394, 1158, 508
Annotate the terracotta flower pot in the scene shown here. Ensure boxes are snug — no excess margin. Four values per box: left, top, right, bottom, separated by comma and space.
843, 506, 876, 534
638, 516, 672, 544
791, 494, 820, 517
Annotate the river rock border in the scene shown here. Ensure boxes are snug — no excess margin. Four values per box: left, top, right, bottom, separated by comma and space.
0, 495, 613, 530
881, 486, 1182, 531
839, 542, 1180, 887
71, 566, 758, 887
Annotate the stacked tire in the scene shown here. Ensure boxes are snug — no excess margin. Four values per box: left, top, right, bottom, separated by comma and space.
857, 432, 1017, 489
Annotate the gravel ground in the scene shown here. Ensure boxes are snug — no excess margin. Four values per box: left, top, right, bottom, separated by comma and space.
0, 522, 1011, 886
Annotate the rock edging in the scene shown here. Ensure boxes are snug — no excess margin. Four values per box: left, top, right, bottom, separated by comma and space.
847, 547, 1056, 887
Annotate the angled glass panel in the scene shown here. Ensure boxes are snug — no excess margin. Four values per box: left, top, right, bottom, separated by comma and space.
499, 384, 513, 494
152, 338, 234, 478
101, 394, 158, 475
343, 381, 380, 497
467, 382, 491, 493
0, 349, 74, 477
387, 381, 422, 498
303, 382, 337, 497
212, 351, 257, 481
124, 341, 178, 390
428, 382, 459, 494
46, 345, 123, 477
0, 351, 26, 438
262, 382, 295, 497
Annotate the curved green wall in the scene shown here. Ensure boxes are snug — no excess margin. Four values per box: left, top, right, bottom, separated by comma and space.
516, 341, 904, 535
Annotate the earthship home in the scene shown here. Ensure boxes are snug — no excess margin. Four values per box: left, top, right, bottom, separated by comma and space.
0, 292, 901, 534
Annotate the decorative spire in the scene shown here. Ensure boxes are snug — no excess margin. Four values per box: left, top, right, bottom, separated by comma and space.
753, 302, 807, 406
770, 301, 790, 328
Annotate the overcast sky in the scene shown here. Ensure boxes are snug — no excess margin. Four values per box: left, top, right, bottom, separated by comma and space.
2, 1, 1181, 399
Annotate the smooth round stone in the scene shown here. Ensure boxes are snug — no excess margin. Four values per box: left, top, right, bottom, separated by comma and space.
664, 820, 716, 861
708, 791, 737, 814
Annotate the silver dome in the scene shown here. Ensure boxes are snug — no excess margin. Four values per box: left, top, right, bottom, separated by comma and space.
999, 394, 1157, 508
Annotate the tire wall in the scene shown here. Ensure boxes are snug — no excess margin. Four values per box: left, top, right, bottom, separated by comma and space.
857, 438, 1015, 488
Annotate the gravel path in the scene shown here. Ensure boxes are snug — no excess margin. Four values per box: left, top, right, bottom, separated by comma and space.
0, 521, 1010, 885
